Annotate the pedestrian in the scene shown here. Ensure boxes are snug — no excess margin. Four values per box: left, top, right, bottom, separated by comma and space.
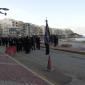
24, 36, 31, 53
54, 35, 57, 47
36, 36, 40, 50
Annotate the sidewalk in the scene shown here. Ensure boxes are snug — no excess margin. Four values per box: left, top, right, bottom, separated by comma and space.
0, 47, 72, 85
0, 45, 85, 85
53, 46, 85, 55
0, 52, 54, 85
41, 44, 85, 55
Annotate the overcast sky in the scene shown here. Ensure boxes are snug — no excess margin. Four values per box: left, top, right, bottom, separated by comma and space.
0, 0, 85, 35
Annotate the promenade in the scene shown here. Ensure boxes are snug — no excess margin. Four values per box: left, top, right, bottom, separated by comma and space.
0, 44, 85, 85
0, 48, 54, 85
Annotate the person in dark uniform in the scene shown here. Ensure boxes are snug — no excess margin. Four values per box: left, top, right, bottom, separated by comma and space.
5, 37, 9, 47
53, 35, 57, 47
36, 36, 40, 50
24, 36, 31, 54
56, 35, 59, 46
0, 37, 1, 46
30, 36, 36, 50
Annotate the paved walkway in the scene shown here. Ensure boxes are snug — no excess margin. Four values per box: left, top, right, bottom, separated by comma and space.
0, 44, 85, 85
0, 52, 54, 85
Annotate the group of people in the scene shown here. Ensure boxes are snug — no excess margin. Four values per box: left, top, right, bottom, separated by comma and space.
0, 35, 40, 54
0, 34, 59, 55
50, 35, 59, 46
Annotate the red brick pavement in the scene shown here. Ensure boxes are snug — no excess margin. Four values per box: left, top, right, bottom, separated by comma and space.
0, 54, 16, 64
0, 53, 52, 85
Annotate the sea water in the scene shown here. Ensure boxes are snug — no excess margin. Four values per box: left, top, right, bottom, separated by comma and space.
75, 38, 85, 42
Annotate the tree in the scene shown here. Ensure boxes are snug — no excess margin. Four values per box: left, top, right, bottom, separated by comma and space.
0, 8, 9, 16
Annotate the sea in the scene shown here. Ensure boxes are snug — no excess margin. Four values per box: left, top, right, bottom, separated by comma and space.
73, 37, 85, 42
61, 37, 85, 48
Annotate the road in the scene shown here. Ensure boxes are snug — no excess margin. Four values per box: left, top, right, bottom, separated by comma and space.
0, 47, 54, 85
0, 46, 85, 85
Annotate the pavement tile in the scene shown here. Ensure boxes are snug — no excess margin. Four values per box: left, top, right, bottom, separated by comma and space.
0, 53, 53, 85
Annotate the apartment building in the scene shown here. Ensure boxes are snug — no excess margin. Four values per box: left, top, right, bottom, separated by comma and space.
0, 18, 76, 38
0, 18, 24, 37
0, 18, 43, 37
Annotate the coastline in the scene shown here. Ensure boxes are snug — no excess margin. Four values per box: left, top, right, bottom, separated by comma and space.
59, 38, 85, 49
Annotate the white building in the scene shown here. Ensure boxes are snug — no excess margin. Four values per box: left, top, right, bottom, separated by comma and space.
0, 18, 75, 38
0, 18, 24, 37
0, 18, 43, 37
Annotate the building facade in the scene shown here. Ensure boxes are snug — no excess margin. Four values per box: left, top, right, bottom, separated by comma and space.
0, 18, 77, 38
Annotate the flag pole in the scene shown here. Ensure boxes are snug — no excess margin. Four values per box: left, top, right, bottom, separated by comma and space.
44, 18, 53, 71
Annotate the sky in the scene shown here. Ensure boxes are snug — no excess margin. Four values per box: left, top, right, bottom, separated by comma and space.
0, 0, 85, 35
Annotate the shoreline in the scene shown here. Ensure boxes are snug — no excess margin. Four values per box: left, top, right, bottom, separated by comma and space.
59, 39, 85, 49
